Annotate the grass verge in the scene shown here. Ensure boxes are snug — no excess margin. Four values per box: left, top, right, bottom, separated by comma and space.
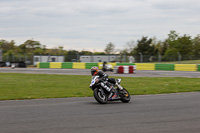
0, 73, 200, 100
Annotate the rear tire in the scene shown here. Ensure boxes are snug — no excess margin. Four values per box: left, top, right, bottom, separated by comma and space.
120, 88, 131, 103
93, 88, 108, 104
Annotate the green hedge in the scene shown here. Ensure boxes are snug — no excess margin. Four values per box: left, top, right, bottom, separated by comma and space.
61, 62, 73, 69
85, 63, 98, 69
155, 64, 175, 71
39, 62, 50, 68
198, 64, 200, 71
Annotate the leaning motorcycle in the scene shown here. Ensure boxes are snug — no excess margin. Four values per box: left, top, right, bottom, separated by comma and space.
89, 76, 131, 104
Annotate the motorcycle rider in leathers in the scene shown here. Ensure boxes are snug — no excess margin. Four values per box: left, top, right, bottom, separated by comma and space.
90, 66, 123, 99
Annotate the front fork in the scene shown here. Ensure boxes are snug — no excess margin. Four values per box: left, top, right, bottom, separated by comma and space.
115, 83, 123, 90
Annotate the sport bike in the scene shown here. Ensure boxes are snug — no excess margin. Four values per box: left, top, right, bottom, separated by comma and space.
89, 76, 131, 104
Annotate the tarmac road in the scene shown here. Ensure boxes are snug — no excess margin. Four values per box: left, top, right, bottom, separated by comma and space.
1, 68, 200, 133
0, 67, 200, 77
0, 92, 200, 133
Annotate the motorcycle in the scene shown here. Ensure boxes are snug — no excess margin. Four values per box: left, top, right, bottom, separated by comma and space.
89, 76, 131, 104
102, 62, 113, 72
102, 64, 113, 72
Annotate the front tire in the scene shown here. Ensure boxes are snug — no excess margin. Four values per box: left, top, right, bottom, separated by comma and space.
93, 88, 108, 104
120, 88, 131, 103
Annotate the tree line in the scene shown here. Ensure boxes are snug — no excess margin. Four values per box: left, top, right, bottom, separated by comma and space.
1, 30, 200, 60
119, 30, 200, 57
119, 30, 200, 61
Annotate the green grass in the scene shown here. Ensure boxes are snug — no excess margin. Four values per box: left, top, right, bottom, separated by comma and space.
122, 77, 200, 95
0, 73, 200, 100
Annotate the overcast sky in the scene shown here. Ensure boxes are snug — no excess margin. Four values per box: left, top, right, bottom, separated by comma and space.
0, 0, 200, 52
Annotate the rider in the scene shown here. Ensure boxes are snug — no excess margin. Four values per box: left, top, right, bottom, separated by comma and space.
90, 66, 123, 99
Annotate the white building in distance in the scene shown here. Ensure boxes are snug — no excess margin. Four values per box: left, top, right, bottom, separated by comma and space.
33, 55, 65, 65
80, 55, 120, 62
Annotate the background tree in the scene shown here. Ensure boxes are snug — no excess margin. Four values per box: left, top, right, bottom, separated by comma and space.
79, 50, 92, 55
134, 36, 154, 55
104, 42, 117, 54
93, 52, 105, 55
164, 31, 193, 60
1, 29, 200, 63
177, 34, 193, 56
160, 40, 169, 55
0, 40, 15, 54
20, 39, 42, 54
192, 35, 200, 56
65, 50, 79, 62
121, 40, 135, 55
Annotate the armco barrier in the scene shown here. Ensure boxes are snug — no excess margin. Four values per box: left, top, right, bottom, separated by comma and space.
198, 64, 200, 71
135, 63, 155, 70
175, 64, 197, 71
38, 62, 50, 68
62, 62, 73, 69
50, 62, 62, 68
155, 64, 175, 71
72, 63, 85, 69
86, 63, 98, 69
37, 62, 39, 68
37, 62, 200, 72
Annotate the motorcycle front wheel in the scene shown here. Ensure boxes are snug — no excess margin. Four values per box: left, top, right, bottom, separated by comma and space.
93, 88, 108, 104
120, 88, 131, 103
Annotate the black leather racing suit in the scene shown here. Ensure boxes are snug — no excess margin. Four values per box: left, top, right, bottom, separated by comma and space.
96, 70, 116, 92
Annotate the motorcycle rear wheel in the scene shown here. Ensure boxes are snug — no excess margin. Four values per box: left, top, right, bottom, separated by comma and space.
120, 88, 131, 103
93, 88, 108, 104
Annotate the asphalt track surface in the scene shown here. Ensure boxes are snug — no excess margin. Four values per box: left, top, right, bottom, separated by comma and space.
0, 68, 200, 133
0, 93, 200, 133
0, 67, 200, 77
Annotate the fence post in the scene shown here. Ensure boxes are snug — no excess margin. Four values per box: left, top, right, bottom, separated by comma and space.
91, 54, 93, 62
177, 52, 181, 63
7, 55, 9, 62
12, 54, 15, 62
123, 53, 126, 62
19, 54, 21, 61
0, 50, 2, 62
139, 52, 143, 63
40, 54, 42, 63
76, 52, 79, 62
158, 52, 161, 62
25, 54, 27, 63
